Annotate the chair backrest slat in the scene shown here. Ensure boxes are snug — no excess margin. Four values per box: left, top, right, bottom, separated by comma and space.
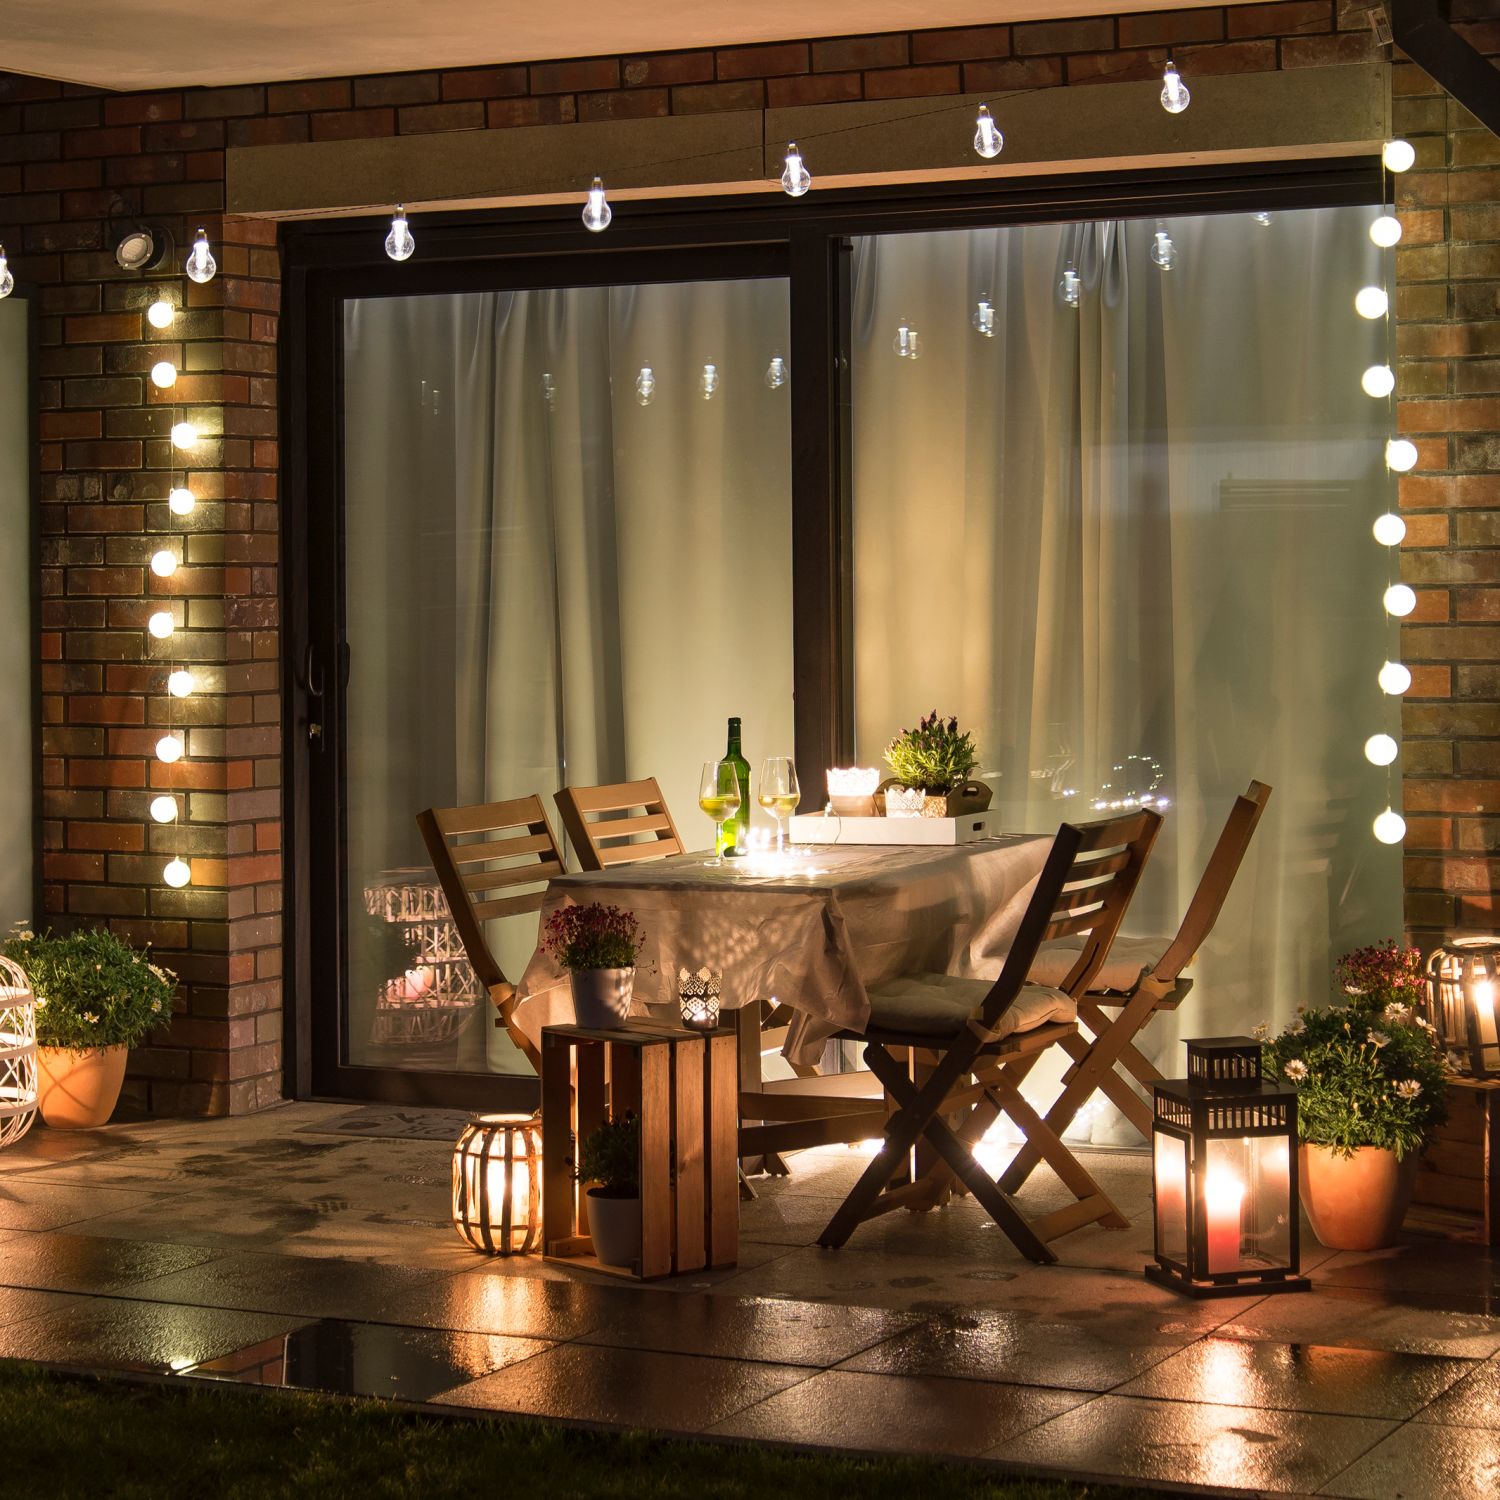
555, 778, 684, 871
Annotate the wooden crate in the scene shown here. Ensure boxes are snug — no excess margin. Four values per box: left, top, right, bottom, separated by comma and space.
540, 1019, 738, 1279
1407, 1077, 1500, 1247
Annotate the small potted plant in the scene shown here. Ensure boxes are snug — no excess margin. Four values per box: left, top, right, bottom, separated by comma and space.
2, 926, 176, 1129
882, 711, 987, 818
577, 1110, 641, 1269
1260, 941, 1448, 1251
542, 902, 643, 1029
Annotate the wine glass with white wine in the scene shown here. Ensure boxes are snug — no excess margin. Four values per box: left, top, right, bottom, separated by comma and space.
699, 760, 742, 868
757, 757, 800, 856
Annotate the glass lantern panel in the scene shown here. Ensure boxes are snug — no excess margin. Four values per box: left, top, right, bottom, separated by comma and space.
1203, 1134, 1292, 1274
1153, 1131, 1188, 1265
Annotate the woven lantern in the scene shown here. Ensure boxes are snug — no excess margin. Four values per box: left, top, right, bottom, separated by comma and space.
0, 955, 37, 1150
1424, 938, 1500, 1079
676, 966, 722, 1031
451, 1112, 542, 1255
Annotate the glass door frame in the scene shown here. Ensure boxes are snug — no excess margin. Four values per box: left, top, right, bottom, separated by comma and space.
281, 158, 1381, 1107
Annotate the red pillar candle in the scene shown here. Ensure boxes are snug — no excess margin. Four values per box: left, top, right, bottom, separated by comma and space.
1204, 1168, 1245, 1272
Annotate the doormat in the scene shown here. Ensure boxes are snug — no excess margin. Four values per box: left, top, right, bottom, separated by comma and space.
297, 1106, 474, 1142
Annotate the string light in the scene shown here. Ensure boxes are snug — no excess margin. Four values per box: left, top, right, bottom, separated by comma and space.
168, 486, 196, 515
1160, 59, 1190, 114
0, 245, 12, 300
1149, 227, 1177, 271
155, 734, 184, 764
779, 143, 811, 197
1361, 364, 1395, 398
149, 795, 178, 823
1373, 808, 1406, 845
384, 205, 415, 261
1370, 214, 1402, 248
171, 421, 198, 451
150, 361, 177, 389
167, 669, 195, 698
1373, 512, 1406, 546
147, 611, 174, 640
634, 365, 656, 406
150, 549, 178, 578
582, 178, 612, 233
764, 355, 788, 389
1378, 661, 1412, 695
1382, 139, 1416, 173
163, 857, 191, 888
972, 294, 995, 337
1364, 733, 1398, 767
1384, 583, 1417, 617
185, 227, 216, 284
1058, 266, 1081, 308
1355, 286, 1388, 319
1253, 212, 1273, 228
699, 362, 719, 399
972, 104, 1003, 159
147, 298, 174, 329
1386, 438, 1418, 472
891, 319, 920, 359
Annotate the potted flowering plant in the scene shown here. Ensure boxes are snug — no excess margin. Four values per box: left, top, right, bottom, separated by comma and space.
1260, 941, 1447, 1250
881, 711, 988, 818
2, 927, 176, 1128
576, 1110, 641, 1269
542, 902, 643, 1029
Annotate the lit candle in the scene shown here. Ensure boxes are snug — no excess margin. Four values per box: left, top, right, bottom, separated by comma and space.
1204, 1167, 1245, 1273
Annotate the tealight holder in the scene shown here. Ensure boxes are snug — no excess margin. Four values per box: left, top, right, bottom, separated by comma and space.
677, 966, 722, 1030
826, 767, 879, 818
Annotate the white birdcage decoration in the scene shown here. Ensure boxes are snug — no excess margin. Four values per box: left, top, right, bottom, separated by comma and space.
0, 954, 37, 1149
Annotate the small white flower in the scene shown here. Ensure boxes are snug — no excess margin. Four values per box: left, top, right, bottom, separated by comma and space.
1251, 1022, 1270, 1041
1384, 1003, 1413, 1025
82, 1011, 99, 1026
1367, 1029, 1390, 1049
1445, 1051, 1464, 1073
1286, 1017, 1306, 1037
1284, 1059, 1309, 1082
1395, 1079, 1422, 1100
151, 1001, 162, 1013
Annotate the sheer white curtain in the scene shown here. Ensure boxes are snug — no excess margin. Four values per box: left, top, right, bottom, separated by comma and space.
343, 280, 794, 1073
851, 208, 1401, 1139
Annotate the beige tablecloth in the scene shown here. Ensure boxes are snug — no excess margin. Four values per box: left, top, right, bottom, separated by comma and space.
512, 836, 1053, 1060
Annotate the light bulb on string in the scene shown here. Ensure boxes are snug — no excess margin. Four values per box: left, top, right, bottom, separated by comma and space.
1354, 286, 1389, 319
150, 361, 177, 389
185, 227, 216, 284
1384, 583, 1417, 617
1364, 733, 1398, 767
1160, 59, 1190, 114
1373, 807, 1406, 845
699, 362, 718, 400
764, 355, 787, 389
1370, 214, 1402, 248
147, 610, 174, 640
1378, 661, 1412, 695
1149, 226, 1177, 271
168, 486, 196, 515
1252, 212, 1273, 228
892, 320, 920, 359
149, 795, 178, 824
163, 856, 191, 889
167, 669, 195, 698
171, 421, 198, 451
1362, 364, 1395, 398
1373, 512, 1406, 546
0, 245, 12, 300
1382, 139, 1416, 173
150, 549, 178, 578
156, 733, 184, 764
1058, 266, 1081, 308
779, 142, 811, 197
972, 294, 995, 338
1386, 438, 1418, 472
384, 204, 414, 262
972, 104, 1003, 159
634, 365, 656, 406
147, 298, 174, 329
582, 178, 612, 233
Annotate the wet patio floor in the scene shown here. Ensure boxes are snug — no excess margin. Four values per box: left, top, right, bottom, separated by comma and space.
1, 1102, 1497, 1496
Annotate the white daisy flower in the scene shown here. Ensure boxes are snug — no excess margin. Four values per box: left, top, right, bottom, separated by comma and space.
1367, 1029, 1390, 1049
1251, 1022, 1270, 1041
1394, 1079, 1422, 1100
1284, 1059, 1309, 1082
1286, 1017, 1306, 1036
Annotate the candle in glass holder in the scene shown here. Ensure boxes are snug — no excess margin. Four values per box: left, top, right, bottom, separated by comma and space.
826, 767, 879, 817
1204, 1167, 1245, 1272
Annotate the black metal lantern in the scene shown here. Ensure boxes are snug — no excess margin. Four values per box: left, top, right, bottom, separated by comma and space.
1146, 1036, 1310, 1298
1424, 938, 1500, 1079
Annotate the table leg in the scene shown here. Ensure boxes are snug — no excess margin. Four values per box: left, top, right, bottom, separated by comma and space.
737, 1002, 791, 1178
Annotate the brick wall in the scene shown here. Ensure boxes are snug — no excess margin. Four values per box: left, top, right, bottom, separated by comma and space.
0, 2, 1495, 1112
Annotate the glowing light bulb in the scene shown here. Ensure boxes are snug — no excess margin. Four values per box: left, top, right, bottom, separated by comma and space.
1252, 212, 1273, 228
1355, 286, 1388, 319
1384, 583, 1417, 616
1373, 807, 1406, 845
892, 320, 920, 359
1362, 364, 1395, 398
163, 856, 191, 888
1365, 733, 1398, 766
764, 355, 787, 389
973, 104, 1003, 159
185, 227, 216, 284
0, 246, 12, 300
1058, 266, 1081, 308
634, 365, 655, 406
150, 795, 178, 823
1149, 228, 1177, 271
167, 669, 195, 698
150, 549, 178, 578
582, 178, 612, 233
1386, 438, 1418, 472
384, 204, 414, 262
150, 361, 177, 389
699, 362, 718, 400
1382, 139, 1416, 173
1373, 512, 1406, 546
1370, 214, 1402, 248
171, 421, 198, 451
780, 142, 811, 197
168, 487, 195, 515
147, 299, 174, 329
155, 733, 184, 763
1160, 59, 1190, 114
972, 294, 995, 338
147, 610, 174, 640
1378, 660, 1412, 695
541, 372, 556, 412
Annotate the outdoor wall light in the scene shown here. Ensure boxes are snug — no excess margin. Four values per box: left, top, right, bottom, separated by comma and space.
452, 1112, 542, 1255
1424, 938, 1500, 1079
1147, 1038, 1309, 1298
114, 222, 171, 273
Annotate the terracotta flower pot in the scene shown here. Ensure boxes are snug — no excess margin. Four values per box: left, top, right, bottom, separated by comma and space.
569, 968, 634, 1030
1299, 1143, 1421, 1251
36, 1044, 128, 1129
585, 1188, 641, 1268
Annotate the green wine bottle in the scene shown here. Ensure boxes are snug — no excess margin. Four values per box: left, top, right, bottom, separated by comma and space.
721, 716, 751, 857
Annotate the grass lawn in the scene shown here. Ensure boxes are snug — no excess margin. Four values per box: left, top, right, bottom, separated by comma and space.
0, 1361, 1166, 1499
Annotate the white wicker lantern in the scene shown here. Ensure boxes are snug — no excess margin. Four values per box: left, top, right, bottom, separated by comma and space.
0, 955, 37, 1149
452, 1112, 542, 1255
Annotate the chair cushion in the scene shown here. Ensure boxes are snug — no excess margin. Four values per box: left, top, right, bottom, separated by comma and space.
866, 973, 1076, 1042
1027, 934, 1165, 993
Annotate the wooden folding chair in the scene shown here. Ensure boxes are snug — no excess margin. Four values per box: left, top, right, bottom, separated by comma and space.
553, 778, 684, 869
416, 795, 569, 1073
818, 810, 1162, 1264
997, 781, 1272, 1196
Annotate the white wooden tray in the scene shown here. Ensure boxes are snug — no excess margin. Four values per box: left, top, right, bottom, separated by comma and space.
789, 811, 1003, 846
